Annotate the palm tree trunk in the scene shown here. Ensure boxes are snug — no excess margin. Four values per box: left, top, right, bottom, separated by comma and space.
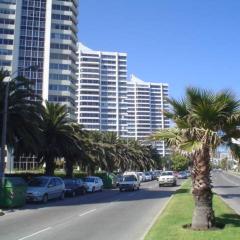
65, 159, 73, 178
191, 146, 215, 230
45, 155, 55, 176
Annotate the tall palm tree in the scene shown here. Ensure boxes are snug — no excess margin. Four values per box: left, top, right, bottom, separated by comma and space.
37, 102, 80, 176
152, 87, 240, 230
0, 70, 41, 156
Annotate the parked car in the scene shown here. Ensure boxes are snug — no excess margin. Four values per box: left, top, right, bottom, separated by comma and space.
185, 170, 191, 177
123, 171, 141, 183
83, 176, 103, 193
154, 170, 162, 179
119, 174, 140, 192
158, 171, 177, 187
177, 171, 188, 179
150, 171, 157, 180
173, 171, 178, 178
137, 172, 146, 182
116, 174, 123, 187
26, 176, 65, 203
64, 178, 88, 197
144, 172, 152, 181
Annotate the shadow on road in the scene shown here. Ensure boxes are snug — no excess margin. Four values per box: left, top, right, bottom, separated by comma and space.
213, 186, 240, 189
3, 182, 178, 213
219, 193, 240, 199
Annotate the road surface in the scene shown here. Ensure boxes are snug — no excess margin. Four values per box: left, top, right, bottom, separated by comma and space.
212, 170, 240, 214
0, 180, 183, 240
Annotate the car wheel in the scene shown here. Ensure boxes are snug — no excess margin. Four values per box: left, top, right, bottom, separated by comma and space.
92, 187, 95, 193
137, 185, 140, 190
159, 184, 162, 187
119, 188, 123, 192
100, 186, 103, 192
59, 191, 65, 200
132, 186, 135, 191
72, 191, 76, 197
42, 194, 48, 204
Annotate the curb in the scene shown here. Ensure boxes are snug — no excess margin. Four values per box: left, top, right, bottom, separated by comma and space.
140, 194, 174, 240
140, 180, 188, 240
213, 190, 240, 215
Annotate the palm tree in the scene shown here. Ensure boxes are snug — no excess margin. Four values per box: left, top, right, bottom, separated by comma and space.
152, 87, 240, 230
37, 102, 80, 176
0, 70, 41, 156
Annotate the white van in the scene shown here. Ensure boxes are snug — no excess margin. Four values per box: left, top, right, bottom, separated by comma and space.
123, 171, 141, 185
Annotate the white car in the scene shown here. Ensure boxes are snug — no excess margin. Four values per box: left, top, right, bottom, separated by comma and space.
27, 176, 65, 203
138, 172, 146, 182
144, 172, 152, 181
84, 176, 103, 192
158, 171, 177, 187
119, 174, 140, 192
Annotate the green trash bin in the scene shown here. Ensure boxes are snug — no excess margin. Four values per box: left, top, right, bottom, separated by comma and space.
0, 177, 27, 208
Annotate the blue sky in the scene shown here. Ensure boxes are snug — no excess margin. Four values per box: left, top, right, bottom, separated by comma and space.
79, 0, 240, 99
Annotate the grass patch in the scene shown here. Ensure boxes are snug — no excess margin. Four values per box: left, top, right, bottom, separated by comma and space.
145, 180, 240, 240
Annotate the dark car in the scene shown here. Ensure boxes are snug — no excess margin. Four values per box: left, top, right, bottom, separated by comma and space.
64, 178, 88, 197
177, 171, 188, 179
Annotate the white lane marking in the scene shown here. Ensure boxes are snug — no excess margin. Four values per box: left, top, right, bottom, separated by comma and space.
17, 227, 52, 240
79, 209, 96, 217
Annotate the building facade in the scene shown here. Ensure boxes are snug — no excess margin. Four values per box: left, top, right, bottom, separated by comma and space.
76, 43, 128, 136
0, 0, 78, 118
76, 43, 170, 156
126, 75, 170, 156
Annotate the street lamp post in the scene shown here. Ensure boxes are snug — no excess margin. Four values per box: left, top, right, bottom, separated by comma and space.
0, 77, 10, 186
0, 66, 38, 187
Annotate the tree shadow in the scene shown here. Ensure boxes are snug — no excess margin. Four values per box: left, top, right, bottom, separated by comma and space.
2, 184, 178, 212
174, 188, 189, 194
216, 213, 240, 228
213, 186, 240, 189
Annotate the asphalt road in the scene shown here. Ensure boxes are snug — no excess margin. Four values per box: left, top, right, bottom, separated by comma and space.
0, 180, 183, 240
212, 170, 240, 214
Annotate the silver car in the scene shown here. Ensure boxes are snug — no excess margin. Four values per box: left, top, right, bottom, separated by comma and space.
27, 176, 65, 203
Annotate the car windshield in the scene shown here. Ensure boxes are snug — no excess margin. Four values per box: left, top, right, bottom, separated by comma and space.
84, 178, 95, 183
29, 178, 48, 187
161, 172, 173, 176
122, 175, 136, 181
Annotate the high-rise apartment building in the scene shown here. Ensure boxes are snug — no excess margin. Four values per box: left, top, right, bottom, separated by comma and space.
0, 0, 78, 118
76, 43, 170, 155
126, 75, 170, 156
76, 43, 128, 136
0, 0, 16, 73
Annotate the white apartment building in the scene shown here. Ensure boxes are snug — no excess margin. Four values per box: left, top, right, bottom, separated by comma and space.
0, 0, 78, 118
76, 43, 128, 136
126, 75, 170, 156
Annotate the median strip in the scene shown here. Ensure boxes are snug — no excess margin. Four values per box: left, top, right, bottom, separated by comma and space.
144, 180, 240, 240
